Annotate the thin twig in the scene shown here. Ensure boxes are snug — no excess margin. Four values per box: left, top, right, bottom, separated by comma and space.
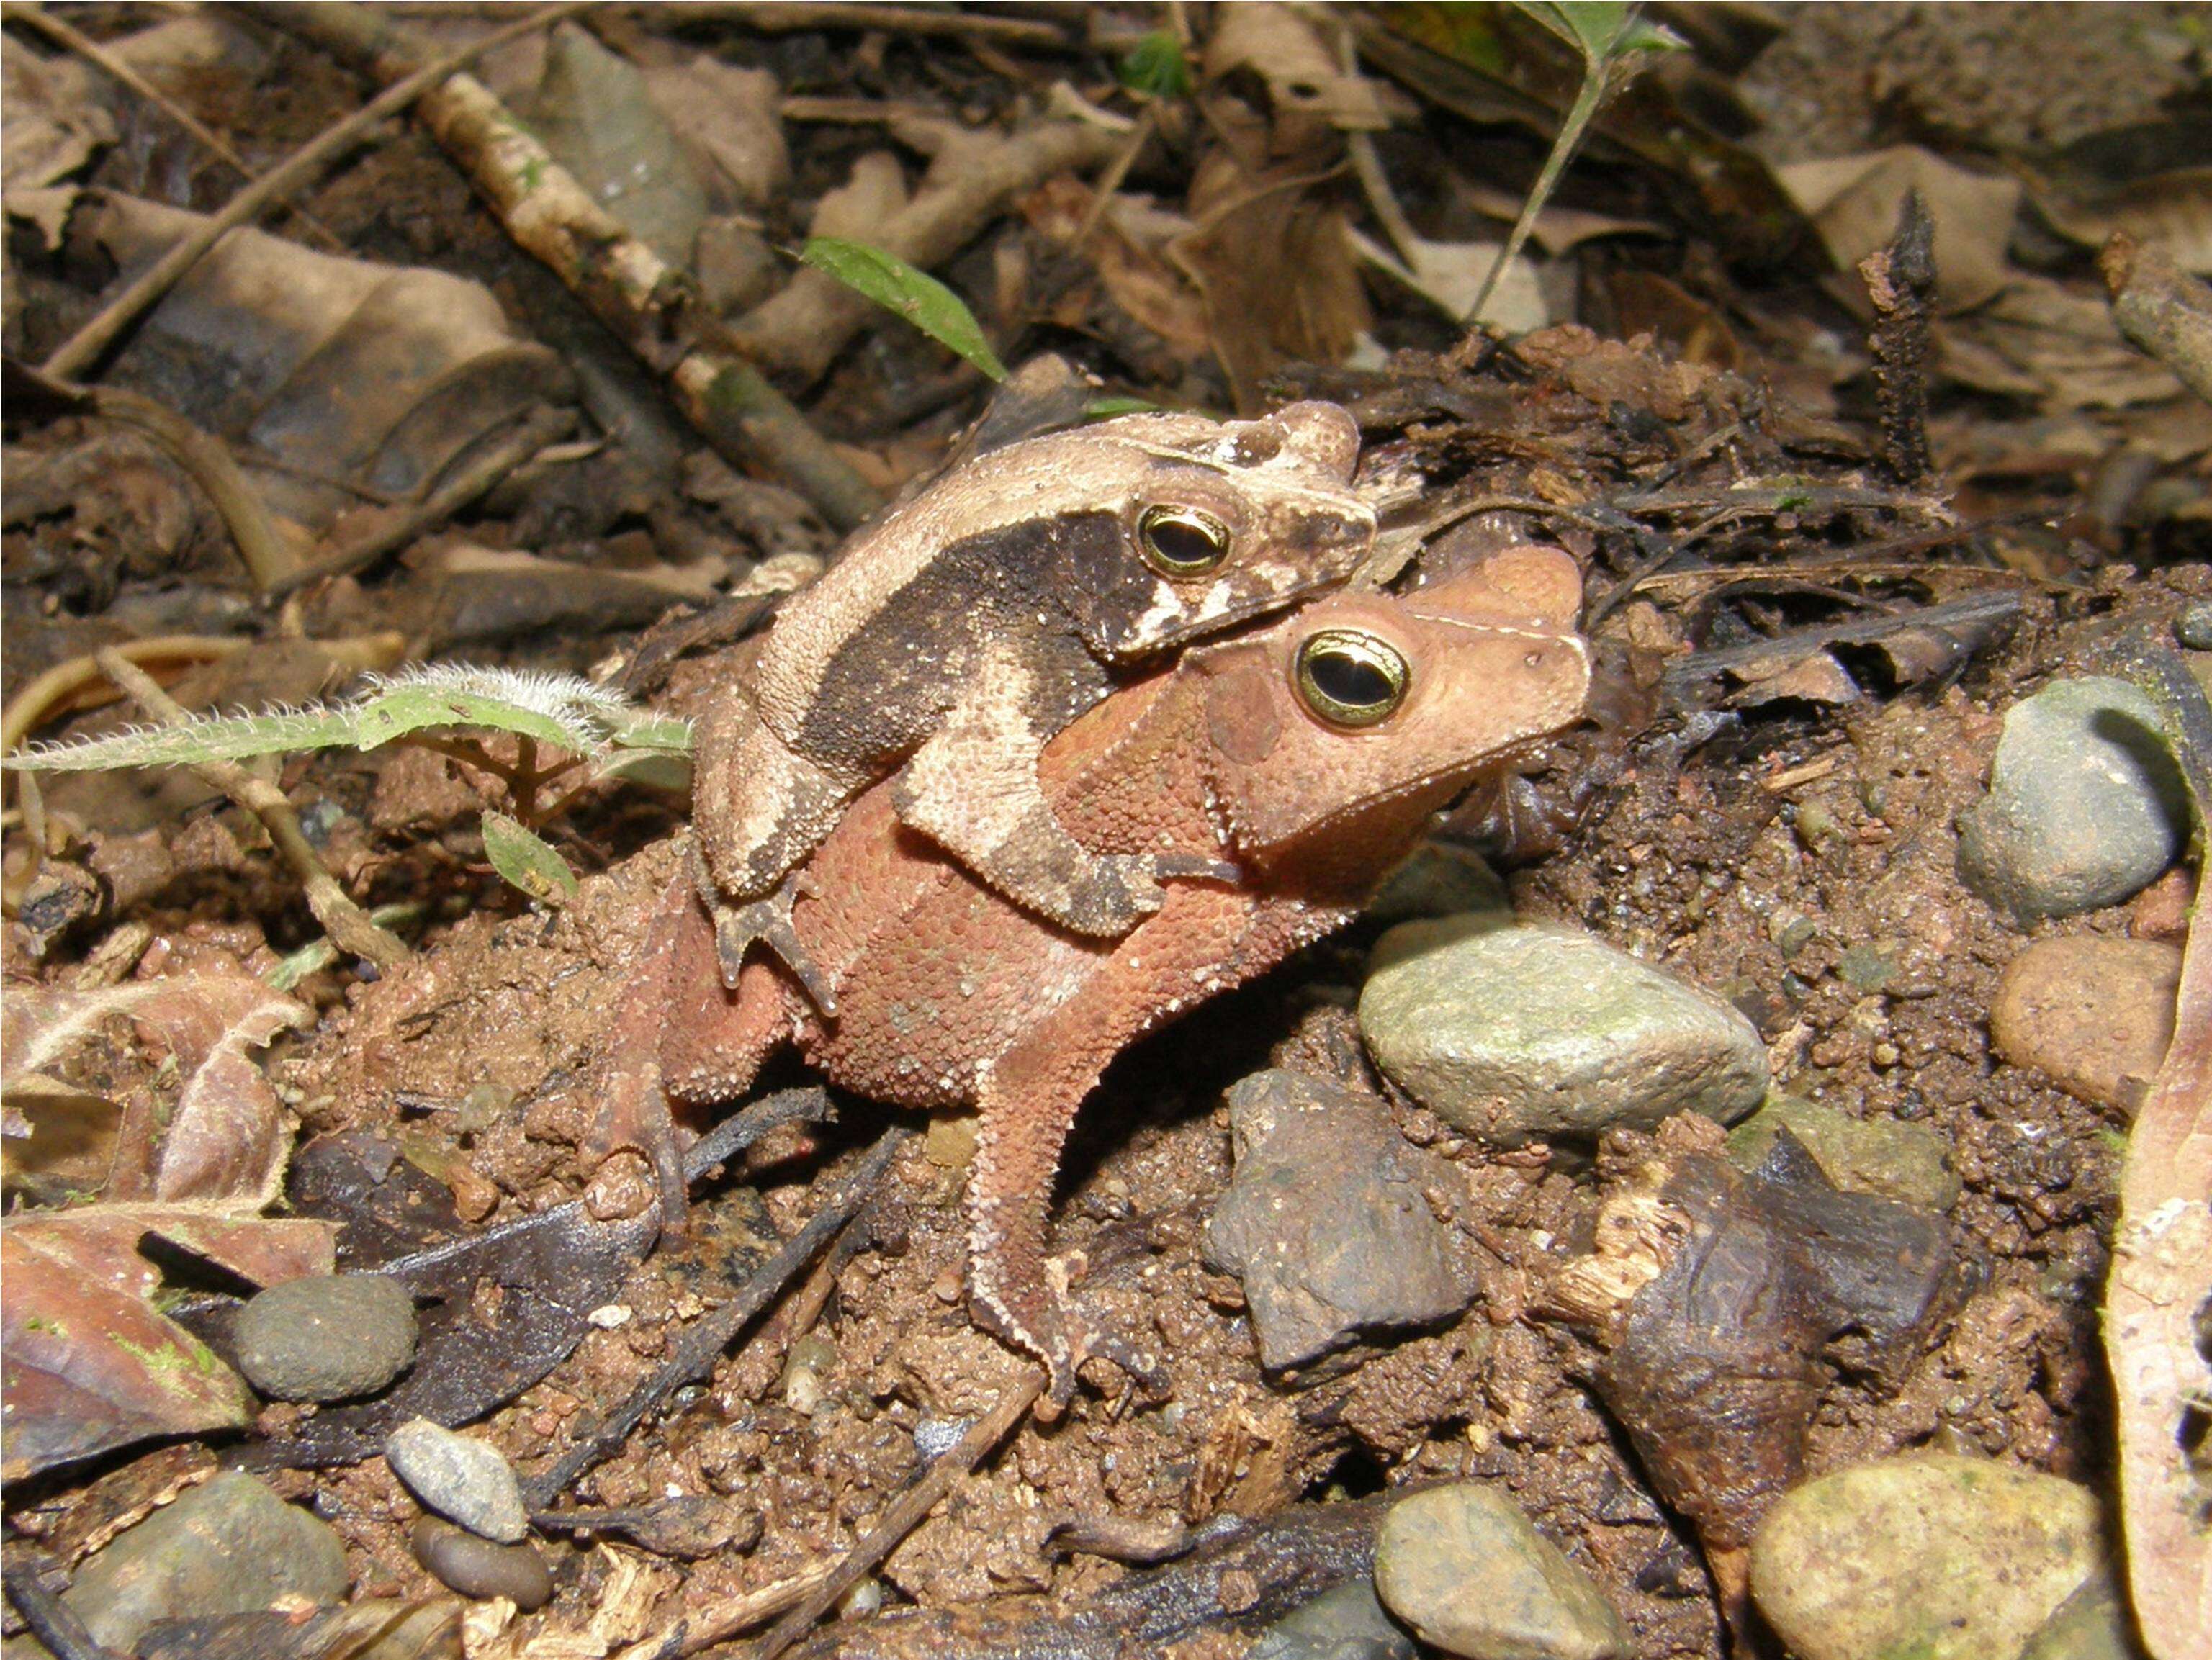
680, 1086, 834, 1184
269, 405, 578, 595
93, 649, 409, 968
651, 2, 1073, 47
523, 1127, 909, 1509
0, 0, 347, 252
2102, 231, 2212, 407
40, 1, 591, 380
1345, 130, 1426, 276
746, 1367, 1046, 1660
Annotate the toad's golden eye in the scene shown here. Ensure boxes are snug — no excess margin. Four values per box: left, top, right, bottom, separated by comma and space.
1295, 629, 1410, 727
1137, 505, 1231, 576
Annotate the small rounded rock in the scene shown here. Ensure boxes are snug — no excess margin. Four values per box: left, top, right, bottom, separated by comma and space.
411, 1517, 554, 1611
2175, 600, 2212, 651
233, 1273, 418, 1403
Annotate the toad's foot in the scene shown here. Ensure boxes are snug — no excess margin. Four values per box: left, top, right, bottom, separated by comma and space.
584, 874, 704, 1236
984, 1252, 1166, 1420
711, 875, 837, 1015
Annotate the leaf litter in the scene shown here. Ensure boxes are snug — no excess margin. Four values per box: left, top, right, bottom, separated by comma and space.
2, 4, 2208, 1658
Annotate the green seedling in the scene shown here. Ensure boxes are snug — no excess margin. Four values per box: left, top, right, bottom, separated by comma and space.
801, 238, 1010, 382
482, 811, 580, 906
6, 664, 689, 776
1119, 30, 1193, 101
7, 664, 692, 908
1467, 1, 1684, 327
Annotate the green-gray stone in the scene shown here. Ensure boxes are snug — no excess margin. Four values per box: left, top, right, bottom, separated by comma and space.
1726, 1093, 1959, 1212
1750, 1453, 2100, 1660
1373, 1484, 1626, 1660
2018, 1573, 2147, 1660
1250, 1579, 1416, 1660
1359, 917, 1767, 1144
233, 1272, 418, 1403
60, 1473, 347, 1652
1364, 842, 1510, 926
1956, 677, 2187, 924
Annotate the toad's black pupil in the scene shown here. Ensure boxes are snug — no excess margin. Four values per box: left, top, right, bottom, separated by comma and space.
1149, 518, 1220, 567
1308, 651, 1392, 708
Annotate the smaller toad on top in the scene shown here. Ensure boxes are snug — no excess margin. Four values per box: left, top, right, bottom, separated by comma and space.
689, 402, 1377, 1010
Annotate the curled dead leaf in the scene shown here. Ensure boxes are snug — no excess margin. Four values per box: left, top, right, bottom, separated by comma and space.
3, 973, 311, 1208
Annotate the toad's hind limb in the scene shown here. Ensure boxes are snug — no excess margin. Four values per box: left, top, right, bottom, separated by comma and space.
586, 865, 788, 1231
964, 887, 1259, 1413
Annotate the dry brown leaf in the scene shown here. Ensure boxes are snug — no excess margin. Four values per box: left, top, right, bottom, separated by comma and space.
1172, 150, 1369, 409
4, 973, 310, 1207
1779, 146, 2021, 312
0, 972, 327, 1474
1716, 650, 1862, 711
2105, 671, 2212, 1659
1020, 179, 1215, 364
642, 58, 788, 212
1455, 178, 1667, 257
1, 1071, 125, 1199
1, 35, 116, 191
1943, 272, 2185, 411
1348, 225, 1549, 334
529, 23, 707, 266
1204, 3, 1390, 136
56, 193, 573, 540
2037, 168, 2212, 276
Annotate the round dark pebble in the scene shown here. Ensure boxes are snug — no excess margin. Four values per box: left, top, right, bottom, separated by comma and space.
411, 1517, 554, 1611
233, 1273, 418, 1403
2177, 601, 2212, 651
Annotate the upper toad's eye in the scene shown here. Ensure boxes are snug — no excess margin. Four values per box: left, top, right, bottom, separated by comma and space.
1138, 505, 1231, 577
1295, 629, 1409, 727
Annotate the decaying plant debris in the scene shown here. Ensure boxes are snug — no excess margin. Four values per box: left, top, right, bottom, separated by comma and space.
4, 5, 2210, 1659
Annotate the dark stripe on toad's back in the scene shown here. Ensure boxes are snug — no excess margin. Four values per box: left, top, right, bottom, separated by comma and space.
790, 513, 1128, 767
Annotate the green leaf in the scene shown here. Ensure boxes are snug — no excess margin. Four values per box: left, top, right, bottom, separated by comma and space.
603, 711, 697, 757
481, 813, 577, 906
1466, 0, 1679, 328
1614, 16, 1688, 55
1527, 0, 1640, 60
1119, 30, 1192, 99
800, 238, 1009, 382
4, 708, 368, 771
6, 664, 693, 775
349, 687, 578, 752
1082, 394, 1160, 420
1507, 1, 1683, 65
